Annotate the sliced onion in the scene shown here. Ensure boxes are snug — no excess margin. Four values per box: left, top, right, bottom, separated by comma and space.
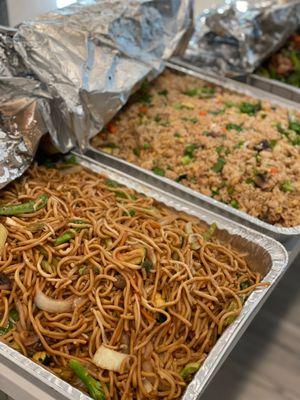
34, 290, 74, 313
0, 224, 8, 250
5, 218, 21, 227
93, 345, 128, 372
143, 379, 154, 394
154, 293, 165, 308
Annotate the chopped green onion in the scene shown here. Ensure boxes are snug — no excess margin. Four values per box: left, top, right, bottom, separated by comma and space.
158, 89, 168, 97
152, 167, 165, 176
212, 157, 226, 173
230, 199, 239, 209
181, 155, 193, 165
133, 147, 141, 157
226, 123, 243, 132
239, 102, 262, 115
184, 144, 197, 158
280, 180, 294, 192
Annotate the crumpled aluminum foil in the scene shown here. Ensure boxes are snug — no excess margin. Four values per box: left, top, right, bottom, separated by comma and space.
0, 0, 193, 188
183, 0, 300, 77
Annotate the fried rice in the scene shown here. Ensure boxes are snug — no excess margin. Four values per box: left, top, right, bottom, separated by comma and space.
92, 70, 300, 227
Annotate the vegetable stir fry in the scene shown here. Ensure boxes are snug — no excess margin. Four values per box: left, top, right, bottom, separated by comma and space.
257, 32, 300, 87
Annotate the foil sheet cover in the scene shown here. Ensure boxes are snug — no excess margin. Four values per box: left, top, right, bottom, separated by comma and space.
0, 154, 289, 400
183, 0, 300, 77
0, 0, 193, 188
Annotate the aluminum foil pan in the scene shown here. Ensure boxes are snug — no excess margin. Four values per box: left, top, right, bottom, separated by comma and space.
0, 0, 193, 188
1, 153, 287, 400
183, 0, 300, 77
243, 73, 300, 103
87, 61, 300, 242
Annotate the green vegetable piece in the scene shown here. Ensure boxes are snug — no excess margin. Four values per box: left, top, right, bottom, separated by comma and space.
133, 147, 141, 157
115, 191, 128, 199
245, 178, 254, 185
143, 143, 150, 150
239, 102, 262, 116
209, 109, 224, 115
105, 179, 120, 188
0, 309, 19, 335
203, 223, 217, 241
184, 86, 215, 97
138, 80, 152, 105
211, 188, 220, 197
152, 167, 165, 176
158, 89, 168, 97
184, 144, 197, 158
180, 362, 201, 380
276, 123, 286, 134
227, 186, 234, 195
141, 258, 153, 273
79, 266, 86, 275
174, 132, 181, 138
280, 180, 294, 192
64, 154, 77, 165
189, 117, 199, 124
289, 120, 300, 134
173, 102, 184, 110
0, 194, 48, 216
234, 140, 245, 149
240, 280, 251, 290
225, 300, 239, 326
226, 123, 243, 132
181, 155, 193, 165
216, 145, 230, 156
230, 199, 239, 209
69, 359, 106, 400
212, 157, 226, 173
224, 101, 237, 108
54, 231, 75, 246
183, 88, 199, 97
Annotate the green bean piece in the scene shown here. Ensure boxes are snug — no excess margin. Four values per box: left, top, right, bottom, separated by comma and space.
54, 231, 75, 246
0, 194, 48, 216
203, 223, 217, 241
69, 359, 106, 400
180, 362, 201, 380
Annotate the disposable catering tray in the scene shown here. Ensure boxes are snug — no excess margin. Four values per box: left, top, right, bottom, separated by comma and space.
0, 153, 288, 400
242, 74, 300, 104
88, 59, 300, 243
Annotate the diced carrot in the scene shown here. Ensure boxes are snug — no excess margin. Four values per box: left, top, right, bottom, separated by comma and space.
199, 110, 207, 116
107, 122, 117, 134
138, 106, 148, 114
269, 167, 279, 174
